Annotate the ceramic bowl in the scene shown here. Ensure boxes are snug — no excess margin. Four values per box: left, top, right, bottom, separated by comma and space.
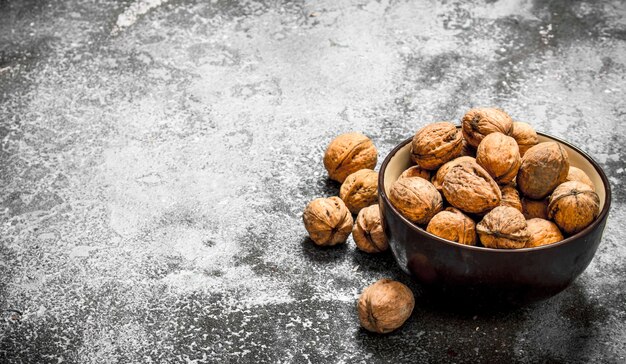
378, 132, 611, 305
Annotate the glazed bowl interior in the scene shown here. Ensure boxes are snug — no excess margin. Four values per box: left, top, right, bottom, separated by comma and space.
383, 134, 607, 224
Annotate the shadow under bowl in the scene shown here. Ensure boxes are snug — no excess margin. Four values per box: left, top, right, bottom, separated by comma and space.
378, 132, 611, 306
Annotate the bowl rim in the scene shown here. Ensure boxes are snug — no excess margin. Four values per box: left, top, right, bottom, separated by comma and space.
378, 131, 612, 253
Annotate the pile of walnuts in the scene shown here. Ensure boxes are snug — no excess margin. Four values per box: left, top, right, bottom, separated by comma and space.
301, 107, 601, 334
303, 132, 388, 253
302, 132, 414, 334
392, 107, 600, 249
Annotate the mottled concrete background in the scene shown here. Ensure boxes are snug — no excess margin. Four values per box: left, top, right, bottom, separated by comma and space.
1, 0, 625, 362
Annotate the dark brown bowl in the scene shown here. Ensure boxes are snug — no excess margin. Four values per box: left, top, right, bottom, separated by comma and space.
378, 132, 611, 305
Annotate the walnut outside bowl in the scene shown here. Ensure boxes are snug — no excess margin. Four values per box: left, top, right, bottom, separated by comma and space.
378, 132, 611, 305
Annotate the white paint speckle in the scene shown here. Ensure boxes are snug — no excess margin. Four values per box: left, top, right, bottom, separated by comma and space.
69, 246, 99, 258
112, 0, 170, 35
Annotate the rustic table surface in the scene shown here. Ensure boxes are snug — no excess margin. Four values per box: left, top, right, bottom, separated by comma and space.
1, 0, 625, 362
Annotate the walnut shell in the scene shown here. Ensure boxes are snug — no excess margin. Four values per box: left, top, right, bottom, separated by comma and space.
324, 133, 377, 183
339, 169, 378, 214
476, 206, 531, 249
548, 181, 600, 235
511, 121, 538, 157
399, 165, 431, 181
461, 108, 514, 148
500, 184, 522, 212
426, 207, 476, 245
517, 142, 569, 199
353, 205, 388, 253
442, 161, 502, 214
521, 197, 549, 220
357, 279, 415, 334
525, 218, 564, 248
410, 122, 463, 170
302, 197, 353, 246
476, 132, 521, 184
566, 166, 595, 191
431, 156, 476, 191
389, 177, 443, 225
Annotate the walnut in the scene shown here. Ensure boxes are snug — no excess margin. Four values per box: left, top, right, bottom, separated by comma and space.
476, 132, 521, 184
431, 156, 476, 191
410, 122, 463, 170
442, 161, 501, 214
500, 184, 522, 212
357, 279, 415, 334
521, 197, 549, 220
476, 206, 531, 249
461, 108, 514, 148
566, 166, 595, 191
339, 169, 378, 214
389, 177, 443, 225
302, 197, 353, 246
517, 142, 569, 199
524, 218, 564, 248
426, 207, 476, 245
352, 205, 388, 253
548, 181, 600, 235
399, 165, 431, 181
510, 121, 538, 157
324, 132, 377, 183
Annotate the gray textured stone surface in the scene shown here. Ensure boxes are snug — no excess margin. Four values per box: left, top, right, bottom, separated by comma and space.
1, 0, 625, 362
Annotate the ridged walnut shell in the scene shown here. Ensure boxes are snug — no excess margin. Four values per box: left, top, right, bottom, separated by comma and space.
339, 169, 378, 214
357, 279, 415, 334
389, 177, 443, 225
442, 161, 502, 214
476, 132, 521, 184
500, 184, 522, 212
302, 197, 353, 246
511, 121, 538, 157
353, 205, 388, 253
548, 181, 600, 235
399, 165, 431, 181
524, 218, 564, 248
431, 156, 476, 191
461, 108, 514, 148
426, 207, 476, 245
566, 166, 595, 191
476, 206, 531, 249
521, 197, 549, 220
324, 132, 377, 183
410, 122, 463, 170
517, 142, 569, 199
